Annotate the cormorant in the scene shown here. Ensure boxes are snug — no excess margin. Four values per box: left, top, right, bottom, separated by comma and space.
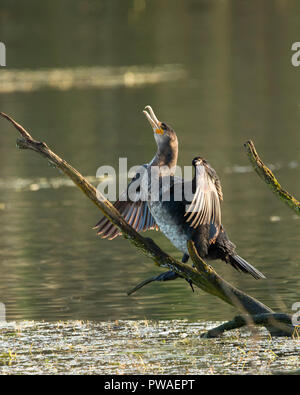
94, 106, 265, 292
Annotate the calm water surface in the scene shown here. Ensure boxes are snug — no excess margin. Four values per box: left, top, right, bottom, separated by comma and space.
0, 0, 300, 324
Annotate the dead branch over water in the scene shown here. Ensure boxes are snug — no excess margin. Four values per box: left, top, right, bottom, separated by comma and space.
244, 140, 300, 215
1, 112, 296, 337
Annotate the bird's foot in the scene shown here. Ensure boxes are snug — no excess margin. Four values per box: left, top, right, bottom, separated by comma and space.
186, 279, 194, 292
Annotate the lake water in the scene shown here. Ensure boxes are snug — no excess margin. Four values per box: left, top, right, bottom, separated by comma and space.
0, 0, 300, 327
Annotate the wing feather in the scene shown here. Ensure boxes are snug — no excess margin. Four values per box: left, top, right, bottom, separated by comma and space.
94, 167, 158, 239
184, 163, 222, 230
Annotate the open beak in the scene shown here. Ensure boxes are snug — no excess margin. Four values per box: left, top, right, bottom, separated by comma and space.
143, 105, 164, 135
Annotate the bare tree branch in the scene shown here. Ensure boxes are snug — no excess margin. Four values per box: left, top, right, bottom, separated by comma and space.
201, 313, 296, 338
244, 140, 300, 215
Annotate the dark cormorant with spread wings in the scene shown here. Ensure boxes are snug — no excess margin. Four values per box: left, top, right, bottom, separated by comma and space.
94, 106, 265, 291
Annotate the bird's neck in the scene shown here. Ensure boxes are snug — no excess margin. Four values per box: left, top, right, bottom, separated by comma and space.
150, 146, 178, 175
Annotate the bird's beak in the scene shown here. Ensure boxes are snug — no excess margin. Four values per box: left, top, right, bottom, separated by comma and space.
143, 105, 164, 135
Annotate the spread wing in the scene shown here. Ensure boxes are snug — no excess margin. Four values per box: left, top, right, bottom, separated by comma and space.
184, 163, 223, 230
94, 167, 158, 240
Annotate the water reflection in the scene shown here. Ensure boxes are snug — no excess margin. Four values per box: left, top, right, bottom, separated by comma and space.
0, 0, 299, 323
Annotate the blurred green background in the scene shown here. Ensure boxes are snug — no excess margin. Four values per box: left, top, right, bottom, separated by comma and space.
0, 0, 299, 322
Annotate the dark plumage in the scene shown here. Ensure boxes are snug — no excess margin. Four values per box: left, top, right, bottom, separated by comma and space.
94, 106, 265, 292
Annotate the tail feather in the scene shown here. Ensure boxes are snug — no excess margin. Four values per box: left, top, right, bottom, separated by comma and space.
229, 254, 266, 280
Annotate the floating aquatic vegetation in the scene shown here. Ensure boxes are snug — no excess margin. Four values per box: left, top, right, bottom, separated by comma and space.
270, 216, 281, 222
0, 175, 109, 192
0, 320, 299, 374
0, 64, 187, 94
225, 161, 298, 174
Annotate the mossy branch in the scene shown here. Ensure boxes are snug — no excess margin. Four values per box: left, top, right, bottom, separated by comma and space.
0, 113, 295, 337
244, 140, 300, 215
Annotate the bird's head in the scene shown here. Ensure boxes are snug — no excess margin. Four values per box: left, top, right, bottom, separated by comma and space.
143, 105, 178, 151
192, 156, 206, 167
143, 105, 178, 170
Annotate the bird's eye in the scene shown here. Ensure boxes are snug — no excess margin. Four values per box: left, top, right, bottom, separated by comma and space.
161, 123, 167, 130
193, 157, 202, 166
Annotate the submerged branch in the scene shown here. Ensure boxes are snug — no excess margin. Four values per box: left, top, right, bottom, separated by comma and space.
187, 242, 294, 337
201, 313, 295, 338
244, 140, 300, 215
0, 113, 295, 337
